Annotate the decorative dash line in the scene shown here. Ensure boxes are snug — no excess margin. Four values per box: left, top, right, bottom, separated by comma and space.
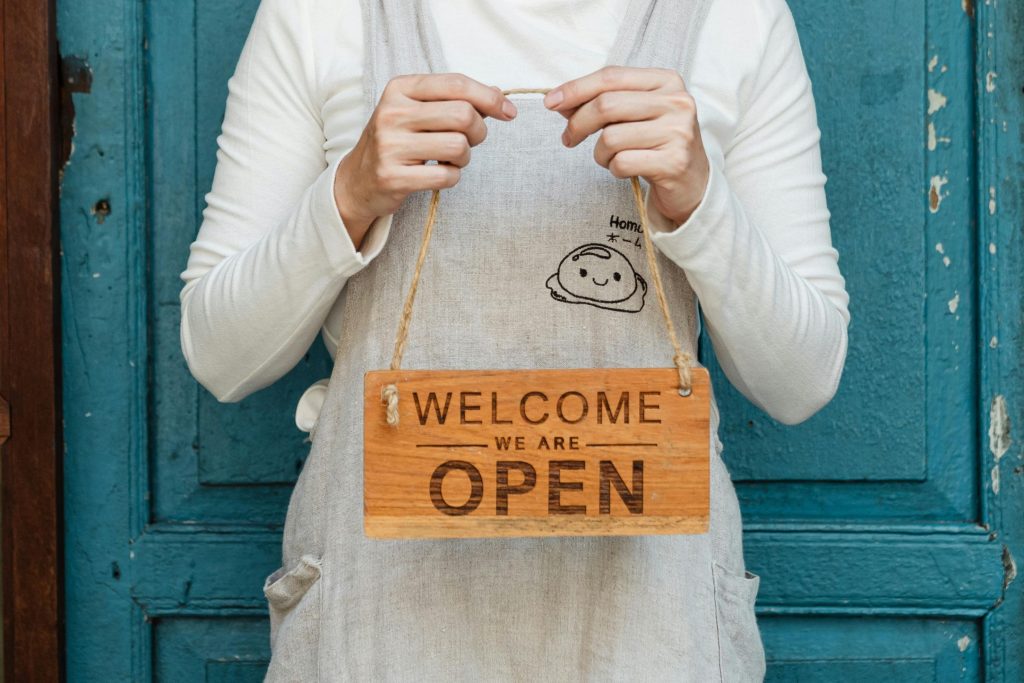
586, 442, 659, 448
415, 444, 490, 449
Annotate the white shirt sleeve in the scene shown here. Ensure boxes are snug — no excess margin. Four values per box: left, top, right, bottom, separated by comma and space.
178, 0, 391, 402
647, 0, 851, 425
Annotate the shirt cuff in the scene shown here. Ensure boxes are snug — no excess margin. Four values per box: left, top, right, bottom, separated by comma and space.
645, 160, 726, 263
311, 153, 393, 276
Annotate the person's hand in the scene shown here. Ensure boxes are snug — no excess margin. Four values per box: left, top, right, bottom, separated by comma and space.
544, 66, 709, 227
334, 74, 518, 249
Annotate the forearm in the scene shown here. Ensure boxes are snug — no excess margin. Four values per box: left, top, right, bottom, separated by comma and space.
180, 156, 391, 402
648, 162, 849, 425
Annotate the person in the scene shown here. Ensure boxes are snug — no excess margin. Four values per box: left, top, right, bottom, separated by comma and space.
179, 0, 850, 679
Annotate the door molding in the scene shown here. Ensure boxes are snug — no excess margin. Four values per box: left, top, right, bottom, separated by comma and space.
0, 0, 63, 680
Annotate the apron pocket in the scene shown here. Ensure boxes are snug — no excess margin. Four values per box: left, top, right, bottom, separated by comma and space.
712, 561, 766, 683
263, 554, 323, 677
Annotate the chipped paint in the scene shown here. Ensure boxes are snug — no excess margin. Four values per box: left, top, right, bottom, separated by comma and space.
992, 465, 1001, 494
957, 635, 972, 652
947, 291, 960, 314
989, 395, 1011, 461
943, 256, 950, 267
990, 336, 999, 348
989, 186, 997, 214
927, 122, 951, 150
927, 88, 948, 115
935, 242, 945, 254
1003, 546, 1017, 590
929, 175, 949, 212
928, 55, 939, 72
990, 242, 997, 254
962, 0, 974, 18
59, 55, 93, 185
986, 71, 997, 92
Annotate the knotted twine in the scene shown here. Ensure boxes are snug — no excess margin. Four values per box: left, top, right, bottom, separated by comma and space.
382, 87, 695, 426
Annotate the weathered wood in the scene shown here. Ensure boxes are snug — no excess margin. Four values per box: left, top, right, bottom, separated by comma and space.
364, 368, 710, 538
0, 0, 62, 679
0, 395, 9, 446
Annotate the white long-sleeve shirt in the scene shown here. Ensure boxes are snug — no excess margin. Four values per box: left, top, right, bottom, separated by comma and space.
179, 0, 850, 432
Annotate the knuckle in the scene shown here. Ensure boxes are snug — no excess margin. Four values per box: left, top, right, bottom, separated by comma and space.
453, 101, 477, 129
442, 72, 468, 95
441, 166, 461, 188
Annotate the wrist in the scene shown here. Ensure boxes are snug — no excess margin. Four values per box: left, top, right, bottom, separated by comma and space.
332, 161, 376, 251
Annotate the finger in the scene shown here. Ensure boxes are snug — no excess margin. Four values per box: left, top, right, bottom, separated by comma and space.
387, 163, 462, 193
402, 100, 489, 146
606, 148, 665, 180
395, 73, 517, 121
563, 91, 668, 148
593, 120, 675, 168
403, 132, 472, 167
544, 66, 674, 112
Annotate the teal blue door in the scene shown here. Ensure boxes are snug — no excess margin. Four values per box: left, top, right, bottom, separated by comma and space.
59, 0, 1024, 680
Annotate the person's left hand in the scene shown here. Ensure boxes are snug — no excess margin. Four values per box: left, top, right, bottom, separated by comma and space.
544, 66, 710, 227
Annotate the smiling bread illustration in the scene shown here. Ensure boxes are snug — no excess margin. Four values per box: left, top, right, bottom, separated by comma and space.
546, 243, 647, 313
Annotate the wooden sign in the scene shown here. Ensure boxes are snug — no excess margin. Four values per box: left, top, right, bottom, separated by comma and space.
363, 367, 710, 539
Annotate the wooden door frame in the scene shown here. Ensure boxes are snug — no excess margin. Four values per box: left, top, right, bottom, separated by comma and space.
0, 0, 63, 680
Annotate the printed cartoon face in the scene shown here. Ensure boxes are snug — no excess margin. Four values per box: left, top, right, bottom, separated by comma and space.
546, 243, 647, 313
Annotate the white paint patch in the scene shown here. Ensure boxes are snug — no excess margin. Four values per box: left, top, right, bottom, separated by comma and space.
927, 123, 951, 150
928, 55, 939, 72
990, 242, 997, 254
958, 635, 971, 652
986, 71, 998, 92
928, 88, 948, 115
91, 272, 101, 279
935, 242, 945, 254
992, 465, 1001, 495
989, 186, 997, 215
947, 291, 960, 314
943, 256, 951, 267
989, 394, 1011, 461
990, 336, 999, 348
930, 175, 949, 213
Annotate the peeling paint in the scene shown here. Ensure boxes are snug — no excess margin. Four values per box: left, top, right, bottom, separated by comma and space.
59, 55, 93, 186
957, 635, 971, 652
928, 55, 939, 72
986, 71, 997, 92
929, 175, 949, 213
947, 291, 960, 314
926, 122, 951, 151
992, 465, 1001, 494
927, 88, 948, 115
989, 395, 1011, 461
91, 198, 111, 224
1003, 546, 1017, 590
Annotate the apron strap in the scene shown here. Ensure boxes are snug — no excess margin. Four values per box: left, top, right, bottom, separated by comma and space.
382, 88, 696, 426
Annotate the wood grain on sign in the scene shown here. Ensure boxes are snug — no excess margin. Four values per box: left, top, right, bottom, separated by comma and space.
363, 368, 710, 539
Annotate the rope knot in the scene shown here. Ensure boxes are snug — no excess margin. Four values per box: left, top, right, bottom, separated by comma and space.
382, 384, 399, 426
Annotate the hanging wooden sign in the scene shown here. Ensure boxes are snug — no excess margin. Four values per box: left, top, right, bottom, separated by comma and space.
364, 367, 710, 539
362, 114, 712, 540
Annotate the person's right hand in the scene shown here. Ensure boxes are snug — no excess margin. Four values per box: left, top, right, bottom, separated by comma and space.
334, 73, 518, 249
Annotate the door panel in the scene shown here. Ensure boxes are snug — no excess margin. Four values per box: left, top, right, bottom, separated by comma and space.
60, 0, 1022, 680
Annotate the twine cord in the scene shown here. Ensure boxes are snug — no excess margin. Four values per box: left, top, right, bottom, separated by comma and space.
382, 87, 694, 426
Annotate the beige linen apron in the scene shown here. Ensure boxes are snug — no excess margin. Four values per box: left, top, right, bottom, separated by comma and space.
262, 0, 765, 679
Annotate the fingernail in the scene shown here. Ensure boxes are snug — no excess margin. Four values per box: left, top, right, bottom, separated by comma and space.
561, 129, 570, 146
544, 89, 564, 108
502, 99, 517, 119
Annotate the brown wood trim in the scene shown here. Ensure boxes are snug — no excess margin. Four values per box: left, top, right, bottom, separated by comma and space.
0, 0, 63, 679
